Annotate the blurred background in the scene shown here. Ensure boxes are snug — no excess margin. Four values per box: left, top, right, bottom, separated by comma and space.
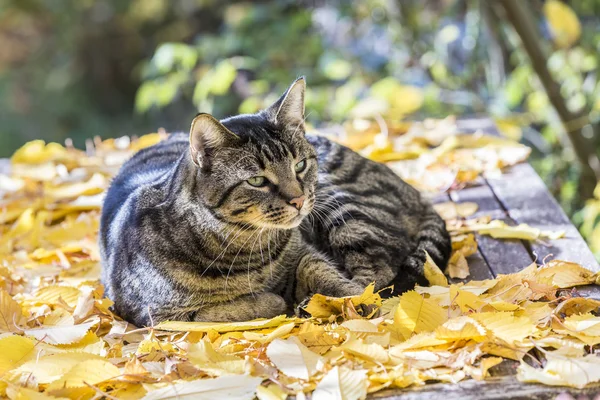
1, 0, 600, 251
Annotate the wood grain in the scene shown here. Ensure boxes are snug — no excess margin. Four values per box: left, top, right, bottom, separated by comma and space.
370, 376, 600, 400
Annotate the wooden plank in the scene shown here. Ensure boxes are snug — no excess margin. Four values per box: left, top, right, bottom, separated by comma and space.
450, 184, 534, 277
369, 376, 600, 400
486, 163, 599, 272
428, 189, 495, 281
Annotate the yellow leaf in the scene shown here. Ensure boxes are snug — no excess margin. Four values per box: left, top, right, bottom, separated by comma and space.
460, 219, 565, 241
266, 337, 323, 380
471, 312, 536, 345
312, 366, 368, 400
256, 384, 288, 400
243, 322, 296, 344
340, 338, 389, 364
390, 332, 448, 353
535, 260, 597, 288
9, 352, 104, 385
11, 141, 67, 164
32, 286, 81, 308
423, 251, 448, 287
44, 173, 106, 200
394, 291, 447, 341
435, 316, 487, 342
142, 375, 263, 400
494, 119, 523, 141
466, 356, 503, 381
296, 323, 344, 354
0, 335, 37, 375
563, 313, 600, 336
155, 314, 291, 332
451, 285, 486, 313
131, 132, 166, 151
46, 359, 120, 395
544, 0, 581, 48
451, 233, 478, 257
340, 319, 379, 333
304, 283, 382, 318
518, 353, 600, 389
187, 339, 246, 375
24, 319, 97, 345
446, 251, 470, 279
433, 202, 478, 220
0, 290, 25, 333
6, 386, 69, 400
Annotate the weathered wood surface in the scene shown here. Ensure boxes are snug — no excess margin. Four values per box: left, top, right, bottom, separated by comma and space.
372, 375, 600, 400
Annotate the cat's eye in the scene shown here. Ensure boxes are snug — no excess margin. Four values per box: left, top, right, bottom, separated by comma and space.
295, 159, 307, 173
247, 176, 268, 187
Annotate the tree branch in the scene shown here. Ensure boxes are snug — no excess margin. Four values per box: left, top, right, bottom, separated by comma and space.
498, 0, 598, 201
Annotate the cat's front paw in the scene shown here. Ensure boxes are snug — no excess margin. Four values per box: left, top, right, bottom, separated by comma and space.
294, 297, 312, 318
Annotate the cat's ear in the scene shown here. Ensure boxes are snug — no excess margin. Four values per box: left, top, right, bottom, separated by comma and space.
189, 113, 239, 167
266, 77, 306, 132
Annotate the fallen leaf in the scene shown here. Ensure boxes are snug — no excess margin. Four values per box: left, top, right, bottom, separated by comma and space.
446, 252, 470, 279
24, 319, 97, 345
312, 366, 368, 400
266, 337, 324, 380
518, 353, 600, 389
155, 315, 291, 332
0, 290, 25, 332
394, 291, 447, 341
304, 283, 382, 318
433, 202, 478, 220
46, 359, 120, 396
471, 312, 536, 345
423, 251, 449, 287
142, 375, 264, 400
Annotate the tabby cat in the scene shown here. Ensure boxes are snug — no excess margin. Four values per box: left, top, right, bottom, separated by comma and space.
99, 78, 450, 327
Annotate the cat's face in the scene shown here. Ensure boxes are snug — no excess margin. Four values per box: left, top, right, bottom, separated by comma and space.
190, 78, 317, 229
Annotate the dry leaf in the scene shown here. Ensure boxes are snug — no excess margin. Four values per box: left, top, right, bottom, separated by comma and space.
304, 283, 382, 318
155, 315, 290, 332
24, 319, 97, 345
434, 202, 478, 220
142, 375, 263, 400
266, 337, 324, 380
394, 291, 447, 341
446, 252, 470, 279
312, 366, 368, 400
518, 353, 600, 389
423, 251, 449, 287
0, 290, 25, 332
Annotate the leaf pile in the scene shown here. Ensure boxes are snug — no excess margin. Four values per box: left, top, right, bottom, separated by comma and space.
0, 124, 599, 399
336, 115, 531, 192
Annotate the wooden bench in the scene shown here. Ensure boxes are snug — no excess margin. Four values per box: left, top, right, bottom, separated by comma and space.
1, 118, 599, 399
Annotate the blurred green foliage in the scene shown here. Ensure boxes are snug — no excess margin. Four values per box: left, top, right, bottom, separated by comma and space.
2, 0, 600, 253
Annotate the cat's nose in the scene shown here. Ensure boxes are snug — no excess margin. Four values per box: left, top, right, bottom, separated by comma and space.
288, 195, 305, 210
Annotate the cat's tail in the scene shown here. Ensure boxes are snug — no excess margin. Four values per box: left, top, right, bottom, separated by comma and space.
395, 204, 451, 291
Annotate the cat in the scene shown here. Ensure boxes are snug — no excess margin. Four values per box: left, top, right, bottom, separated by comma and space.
99, 77, 451, 327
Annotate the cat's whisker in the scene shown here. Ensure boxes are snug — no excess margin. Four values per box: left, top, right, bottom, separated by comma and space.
290, 110, 313, 137
201, 217, 265, 278
311, 201, 340, 229
224, 222, 264, 290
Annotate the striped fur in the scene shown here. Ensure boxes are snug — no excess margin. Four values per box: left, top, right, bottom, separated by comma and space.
100, 78, 450, 326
